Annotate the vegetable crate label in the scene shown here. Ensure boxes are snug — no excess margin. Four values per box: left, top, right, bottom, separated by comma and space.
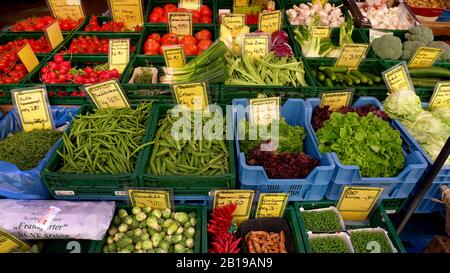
163, 45, 186, 68
319, 90, 353, 111
12, 87, 54, 132
408, 47, 441, 68
213, 190, 255, 225
17, 42, 39, 72
44, 21, 64, 49
336, 186, 383, 221
249, 97, 280, 126
258, 10, 282, 34
255, 193, 288, 218
168, 12, 193, 37
221, 14, 246, 38
108, 0, 144, 29
128, 189, 172, 210
429, 81, 450, 109
334, 44, 369, 70
311, 26, 331, 39
46, 0, 85, 20
382, 62, 414, 93
179, 0, 202, 10
108, 39, 130, 74
172, 82, 209, 111
0, 229, 31, 253
234, 0, 249, 7
84, 79, 130, 109
243, 35, 270, 59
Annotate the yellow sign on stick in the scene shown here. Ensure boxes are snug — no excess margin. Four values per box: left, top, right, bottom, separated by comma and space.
179, 0, 202, 10
84, 79, 130, 110
128, 189, 171, 210
172, 82, 209, 111
243, 35, 270, 59
213, 190, 255, 225
429, 81, 450, 110
108, 0, 144, 29
320, 90, 354, 111
44, 21, 64, 49
382, 62, 414, 93
336, 186, 383, 221
255, 193, 289, 218
221, 14, 246, 38
17, 43, 39, 73
47, 0, 85, 20
408, 47, 441, 68
163, 45, 186, 68
312, 26, 331, 39
258, 10, 282, 34
108, 39, 130, 74
335, 44, 369, 69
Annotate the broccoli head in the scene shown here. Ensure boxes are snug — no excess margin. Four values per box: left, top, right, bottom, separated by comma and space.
405, 25, 434, 43
402, 40, 427, 60
372, 35, 402, 60
427, 41, 450, 61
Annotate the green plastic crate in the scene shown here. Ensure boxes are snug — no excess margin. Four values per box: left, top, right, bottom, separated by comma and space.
381, 198, 408, 214
136, 103, 236, 195
294, 200, 406, 253
77, 16, 143, 34
201, 206, 305, 253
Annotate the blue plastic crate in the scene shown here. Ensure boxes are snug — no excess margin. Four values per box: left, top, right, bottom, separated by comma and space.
232, 98, 335, 201
305, 96, 428, 200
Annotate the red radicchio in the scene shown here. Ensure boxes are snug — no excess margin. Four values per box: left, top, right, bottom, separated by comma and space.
271, 30, 293, 57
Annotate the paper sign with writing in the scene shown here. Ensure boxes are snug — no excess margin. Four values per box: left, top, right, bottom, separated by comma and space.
213, 190, 255, 225
109, 0, 144, 29
172, 82, 209, 111
255, 193, 288, 218
221, 14, 246, 38
163, 45, 186, 68
234, 0, 249, 7
108, 39, 130, 74
253, 0, 268, 7
429, 81, 450, 109
17, 43, 39, 73
369, 29, 393, 43
312, 26, 331, 39
382, 62, 414, 93
336, 186, 383, 221
84, 79, 130, 109
0, 229, 31, 253
179, 0, 202, 10
128, 189, 171, 210
243, 35, 270, 59
169, 12, 193, 37
320, 90, 353, 111
12, 87, 54, 132
258, 10, 282, 34
44, 21, 64, 49
47, 0, 85, 20
249, 97, 280, 126
334, 44, 369, 69
408, 47, 441, 68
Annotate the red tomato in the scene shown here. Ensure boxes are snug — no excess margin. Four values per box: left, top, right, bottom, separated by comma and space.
200, 16, 212, 24
192, 17, 200, 24
152, 7, 164, 15
161, 33, 178, 45
195, 29, 212, 41
149, 12, 161, 22
163, 4, 178, 13
180, 35, 197, 45
159, 46, 164, 55
197, 39, 213, 53
192, 10, 201, 20
183, 44, 198, 55
200, 5, 212, 17
177, 8, 189, 13
148, 33, 161, 43
144, 39, 160, 53
159, 13, 169, 23
145, 50, 159, 55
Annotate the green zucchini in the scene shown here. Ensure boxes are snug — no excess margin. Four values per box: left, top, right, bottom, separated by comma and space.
324, 78, 334, 87
409, 67, 450, 79
350, 70, 369, 84
341, 74, 354, 86
324, 68, 336, 81
346, 73, 360, 85
317, 71, 326, 81
362, 72, 381, 83
411, 77, 440, 88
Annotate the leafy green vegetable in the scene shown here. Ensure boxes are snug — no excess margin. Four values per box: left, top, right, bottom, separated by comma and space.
301, 208, 343, 232
349, 230, 395, 253
431, 107, 450, 126
309, 236, 352, 253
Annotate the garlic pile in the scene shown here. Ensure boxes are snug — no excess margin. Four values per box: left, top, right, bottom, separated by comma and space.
286, 3, 345, 27
359, 6, 413, 30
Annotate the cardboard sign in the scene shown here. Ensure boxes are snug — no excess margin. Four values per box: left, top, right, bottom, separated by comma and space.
128, 189, 172, 210
109, 0, 144, 29
335, 44, 369, 69
382, 62, 414, 93
408, 47, 441, 68
179, 0, 202, 10
44, 21, 64, 49
17, 43, 39, 73
243, 35, 270, 59
213, 190, 255, 225
255, 193, 288, 218
168, 12, 193, 37
258, 10, 282, 34
84, 79, 130, 109
221, 14, 246, 38
319, 90, 354, 111
336, 186, 383, 221
172, 82, 209, 111
429, 81, 450, 109
47, 0, 85, 20
369, 29, 393, 43
0, 229, 31, 253
108, 39, 130, 74
163, 45, 186, 68
12, 87, 54, 132
312, 26, 331, 39
249, 97, 280, 126
234, 0, 249, 7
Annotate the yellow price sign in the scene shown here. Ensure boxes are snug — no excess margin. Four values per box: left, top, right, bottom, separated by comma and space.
312, 26, 331, 39
253, 0, 268, 7
12, 87, 54, 132
429, 81, 450, 110
243, 35, 270, 59
108, 39, 130, 74
335, 44, 369, 69
128, 189, 171, 210
84, 79, 130, 109
46, 0, 85, 20
172, 82, 209, 111
320, 90, 353, 111
163, 45, 186, 68
17, 42, 39, 73
234, 0, 249, 7
408, 47, 441, 68
0, 229, 31, 253
249, 97, 280, 126
382, 62, 414, 93
258, 10, 282, 34
221, 14, 246, 38
108, 0, 144, 29
336, 186, 383, 221
255, 193, 288, 218
213, 190, 255, 225
179, 0, 201, 10
169, 12, 193, 37
44, 21, 64, 49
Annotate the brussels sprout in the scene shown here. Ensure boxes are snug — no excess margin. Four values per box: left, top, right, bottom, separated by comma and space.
118, 223, 128, 233
156, 248, 168, 253
189, 217, 197, 227
174, 244, 186, 253
174, 212, 189, 224
136, 212, 147, 222
142, 240, 153, 250
184, 227, 195, 239
126, 231, 133, 237
132, 207, 142, 215
176, 227, 184, 235
118, 209, 128, 219
159, 240, 170, 251
186, 238, 194, 249
172, 234, 183, 244
113, 216, 122, 226
124, 216, 133, 225
162, 208, 172, 219
149, 229, 156, 236
184, 222, 191, 229
141, 233, 150, 241
135, 241, 143, 251
160, 231, 166, 239
167, 222, 178, 235
147, 248, 155, 253
133, 228, 143, 237
139, 221, 147, 229
107, 236, 114, 245
131, 219, 140, 229
152, 209, 162, 219
143, 207, 152, 214
142, 228, 148, 234
126, 244, 135, 252
117, 237, 131, 249
154, 225, 162, 232
131, 234, 140, 244
151, 233, 162, 248
108, 226, 118, 236
158, 218, 165, 226
179, 237, 187, 247
164, 235, 173, 243
163, 219, 174, 228
108, 243, 117, 253
188, 212, 196, 218
113, 232, 124, 242
146, 217, 159, 230
119, 249, 132, 253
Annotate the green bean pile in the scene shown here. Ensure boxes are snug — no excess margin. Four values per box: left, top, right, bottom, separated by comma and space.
57, 103, 153, 174
148, 110, 229, 176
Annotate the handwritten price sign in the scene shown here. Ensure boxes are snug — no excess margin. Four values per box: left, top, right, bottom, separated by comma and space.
429, 81, 450, 109
382, 62, 414, 93
335, 44, 369, 69
249, 97, 280, 126
84, 79, 130, 109
337, 186, 383, 221
243, 35, 269, 59
169, 12, 193, 36
213, 190, 255, 225
258, 10, 282, 34
408, 47, 441, 68
320, 90, 353, 111
47, 0, 85, 20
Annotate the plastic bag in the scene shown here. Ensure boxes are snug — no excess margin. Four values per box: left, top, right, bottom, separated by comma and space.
0, 199, 115, 240
0, 106, 79, 199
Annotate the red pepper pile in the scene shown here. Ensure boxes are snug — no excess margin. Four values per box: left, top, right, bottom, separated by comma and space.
208, 204, 241, 253
84, 16, 142, 32
62, 35, 136, 54
10, 16, 81, 32
148, 4, 213, 24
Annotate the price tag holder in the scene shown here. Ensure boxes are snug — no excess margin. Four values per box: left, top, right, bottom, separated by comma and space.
319, 90, 354, 111
312, 26, 331, 39
213, 190, 255, 225
255, 193, 288, 218
0, 229, 31, 253
243, 35, 270, 59
108, 0, 144, 29
179, 0, 202, 10
369, 29, 393, 43
44, 21, 64, 49
128, 189, 172, 210
172, 82, 210, 111
258, 10, 282, 34
169, 12, 193, 37
408, 47, 441, 68
163, 45, 186, 68
249, 97, 280, 126
83, 79, 130, 109
382, 62, 414, 93
334, 43, 369, 69
429, 81, 450, 110
12, 86, 54, 132
108, 39, 130, 74
221, 14, 246, 38
336, 186, 383, 221
46, 0, 85, 20
17, 42, 39, 73
234, 0, 249, 7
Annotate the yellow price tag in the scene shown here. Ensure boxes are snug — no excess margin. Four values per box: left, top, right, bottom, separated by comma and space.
108, 39, 130, 74
221, 14, 246, 38
17, 43, 39, 73
336, 186, 383, 221
128, 189, 171, 210
108, 0, 144, 29
46, 0, 85, 20
320, 90, 353, 111
44, 21, 64, 49
243, 35, 269, 59
163, 45, 186, 68
382, 62, 414, 93
169, 12, 193, 37
253, 0, 268, 7
255, 193, 288, 218
335, 44, 369, 69
258, 10, 282, 34
234, 0, 249, 7
249, 97, 280, 126
312, 26, 331, 39
429, 81, 450, 110
179, 0, 201, 10
408, 47, 441, 68
172, 82, 209, 111
84, 79, 130, 109
12, 87, 54, 132
213, 190, 255, 225
0, 229, 31, 253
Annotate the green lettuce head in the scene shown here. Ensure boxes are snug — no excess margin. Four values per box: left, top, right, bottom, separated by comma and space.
383, 89, 423, 121
431, 107, 450, 126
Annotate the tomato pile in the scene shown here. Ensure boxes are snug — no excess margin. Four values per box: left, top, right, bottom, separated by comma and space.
148, 4, 213, 24
62, 35, 136, 54
40, 54, 120, 84
2, 37, 52, 54
0, 40, 32, 84
144, 29, 213, 55
10, 16, 82, 32
84, 16, 143, 32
